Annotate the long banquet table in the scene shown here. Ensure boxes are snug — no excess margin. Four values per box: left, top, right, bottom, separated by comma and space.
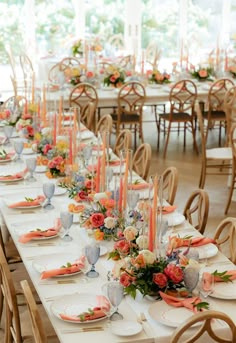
0, 132, 236, 343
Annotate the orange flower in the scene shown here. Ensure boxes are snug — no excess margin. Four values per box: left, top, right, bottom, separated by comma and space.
99, 198, 115, 209
94, 229, 104, 241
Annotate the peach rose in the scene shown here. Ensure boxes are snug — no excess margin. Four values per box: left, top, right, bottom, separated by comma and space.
198, 69, 208, 78
164, 264, 183, 284
120, 272, 135, 287
90, 213, 104, 227
123, 226, 137, 241
153, 273, 168, 288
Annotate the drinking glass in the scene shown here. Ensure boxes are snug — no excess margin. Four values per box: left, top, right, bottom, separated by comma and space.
26, 157, 37, 182
60, 211, 73, 242
3, 125, 14, 145
83, 145, 92, 168
106, 166, 113, 189
183, 267, 199, 297
85, 244, 100, 278
107, 282, 124, 321
199, 272, 214, 298
42, 182, 55, 210
127, 190, 140, 210
13, 140, 24, 163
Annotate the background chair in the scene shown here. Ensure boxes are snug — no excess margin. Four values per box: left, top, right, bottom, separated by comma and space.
213, 217, 236, 263
202, 78, 234, 146
183, 189, 209, 234
158, 79, 198, 158
80, 101, 97, 132
113, 129, 132, 157
161, 166, 178, 205
132, 143, 152, 180
225, 124, 236, 214
96, 114, 113, 135
59, 56, 81, 73
195, 102, 232, 189
170, 310, 236, 343
111, 81, 146, 149
224, 85, 236, 146
20, 280, 58, 343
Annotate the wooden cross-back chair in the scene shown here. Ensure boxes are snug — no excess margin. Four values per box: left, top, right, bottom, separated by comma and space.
19, 53, 34, 79
195, 102, 232, 189
213, 217, 236, 264
161, 166, 178, 205
170, 310, 236, 343
183, 189, 209, 235
158, 79, 198, 158
80, 101, 97, 132
48, 62, 62, 84
118, 55, 135, 70
59, 56, 81, 73
111, 81, 146, 149
224, 85, 236, 146
132, 143, 152, 181
202, 78, 234, 146
225, 124, 236, 214
145, 41, 161, 69
96, 114, 113, 135
108, 33, 125, 52
113, 129, 132, 157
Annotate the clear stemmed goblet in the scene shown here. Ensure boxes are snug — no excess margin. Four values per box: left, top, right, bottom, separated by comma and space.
42, 182, 55, 210
106, 166, 113, 190
85, 244, 100, 278
13, 140, 24, 163
26, 157, 37, 182
183, 267, 200, 297
3, 125, 14, 145
83, 145, 92, 168
60, 211, 73, 242
126, 189, 140, 224
107, 282, 124, 321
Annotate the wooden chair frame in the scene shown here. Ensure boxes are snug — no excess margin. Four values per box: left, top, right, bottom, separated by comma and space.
96, 114, 113, 135
113, 129, 132, 157
158, 79, 198, 158
132, 143, 152, 181
171, 310, 236, 343
183, 189, 209, 234
161, 166, 178, 205
224, 85, 236, 146
214, 217, 236, 263
80, 101, 97, 132
225, 124, 236, 214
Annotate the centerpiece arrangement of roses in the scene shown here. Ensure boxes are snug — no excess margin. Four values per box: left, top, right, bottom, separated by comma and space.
190, 66, 214, 81
103, 65, 126, 88
147, 69, 171, 84
44, 140, 69, 178
58, 173, 95, 202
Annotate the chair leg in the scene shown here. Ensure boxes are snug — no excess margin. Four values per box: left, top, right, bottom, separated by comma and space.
199, 165, 206, 189
191, 121, 199, 154
163, 122, 171, 158
225, 166, 236, 214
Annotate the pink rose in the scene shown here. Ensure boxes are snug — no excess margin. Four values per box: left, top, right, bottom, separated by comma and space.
153, 273, 168, 288
86, 71, 94, 78
84, 179, 93, 189
198, 69, 208, 78
110, 75, 116, 83
77, 190, 88, 200
126, 70, 132, 76
164, 264, 183, 284
120, 272, 135, 287
27, 126, 34, 137
43, 144, 52, 155
114, 240, 130, 254
90, 213, 105, 227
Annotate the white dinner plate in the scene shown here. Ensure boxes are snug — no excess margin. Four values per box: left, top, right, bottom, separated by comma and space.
35, 165, 47, 173
101, 86, 114, 91
8, 203, 41, 209
0, 157, 12, 163
211, 280, 236, 299
77, 131, 94, 140
111, 321, 142, 336
22, 148, 34, 155
51, 293, 108, 323
162, 212, 186, 227
54, 187, 67, 196
0, 176, 24, 183
148, 300, 198, 327
188, 243, 218, 260
33, 253, 81, 277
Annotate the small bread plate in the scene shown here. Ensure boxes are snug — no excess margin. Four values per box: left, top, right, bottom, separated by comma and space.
111, 321, 142, 337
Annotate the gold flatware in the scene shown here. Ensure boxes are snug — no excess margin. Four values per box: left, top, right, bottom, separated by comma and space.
61, 327, 104, 334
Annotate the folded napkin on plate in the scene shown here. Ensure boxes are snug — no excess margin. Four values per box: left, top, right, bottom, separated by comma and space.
8, 195, 45, 208
159, 291, 202, 313
19, 218, 61, 243
41, 255, 86, 279
168, 236, 215, 249
109, 160, 123, 166
158, 205, 177, 214
0, 168, 28, 181
203, 270, 236, 289
128, 182, 149, 190
0, 152, 15, 160
59, 295, 110, 322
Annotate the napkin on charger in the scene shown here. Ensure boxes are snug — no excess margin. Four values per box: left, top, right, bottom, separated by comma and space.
128, 182, 149, 190
159, 291, 203, 313
0, 167, 28, 181
19, 218, 61, 243
59, 295, 110, 322
9, 195, 45, 208
41, 255, 86, 279
202, 270, 236, 289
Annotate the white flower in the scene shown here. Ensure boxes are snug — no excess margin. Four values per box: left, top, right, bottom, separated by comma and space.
31, 143, 38, 152
104, 217, 116, 229
123, 226, 137, 241
112, 259, 127, 278
139, 249, 155, 264
41, 127, 52, 136
80, 75, 86, 82
93, 192, 109, 202
136, 235, 149, 249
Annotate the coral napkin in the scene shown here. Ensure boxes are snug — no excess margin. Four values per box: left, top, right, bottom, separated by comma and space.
128, 182, 149, 190
59, 295, 110, 322
203, 270, 236, 289
8, 195, 45, 208
159, 291, 202, 313
0, 168, 28, 181
158, 205, 177, 214
19, 219, 61, 243
168, 236, 215, 249
41, 255, 86, 279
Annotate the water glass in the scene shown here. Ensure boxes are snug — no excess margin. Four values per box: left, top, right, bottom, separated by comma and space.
106, 166, 113, 189
127, 190, 140, 210
13, 140, 24, 163
60, 211, 73, 242
183, 266, 199, 297
199, 272, 214, 298
107, 282, 124, 321
42, 182, 55, 210
3, 125, 14, 145
85, 244, 100, 278
83, 145, 92, 168
25, 157, 37, 182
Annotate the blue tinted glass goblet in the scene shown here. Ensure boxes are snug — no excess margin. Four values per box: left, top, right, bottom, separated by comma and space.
42, 182, 55, 210
107, 282, 124, 321
85, 244, 100, 278
60, 211, 73, 242
3, 125, 14, 145
13, 140, 24, 163
26, 157, 37, 182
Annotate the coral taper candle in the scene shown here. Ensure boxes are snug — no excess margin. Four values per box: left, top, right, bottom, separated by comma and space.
58, 96, 63, 133
148, 206, 154, 251
53, 113, 57, 146
31, 72, 35, 104
96, 157, 101, 193
69, 128, 73, 164
101, 134, 106, 191
118, 177, 123, 213
122, 150, 129, 212
152, 175, 158, 249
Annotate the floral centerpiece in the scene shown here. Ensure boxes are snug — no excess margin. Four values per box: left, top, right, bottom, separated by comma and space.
229, 65, 236, 78
45, 139, 69, 178
72, 39, 84, 57
15, 113, 34, 140
147, 69, 171, 85
103, 65, 126, 88
32, 127, 53, 156
58, 173, 95, 202
89, 36, 103, 53
190, 66, 214, 81
64, 66, 83, 86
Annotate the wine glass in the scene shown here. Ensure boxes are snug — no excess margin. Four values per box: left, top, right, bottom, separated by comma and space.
107, 281, 124, 321
106, 166, 113, 189
42, 182, 55, 210
85, 244, 100, 278
3, 125, 14, 145
199, 272, 214, 298
183, 267, 200, 297
83, 145, 92, 168
60, 211, 73, 242
13, 140, 24, 163
25, 157, 37, 182
127, 190, 140, 210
